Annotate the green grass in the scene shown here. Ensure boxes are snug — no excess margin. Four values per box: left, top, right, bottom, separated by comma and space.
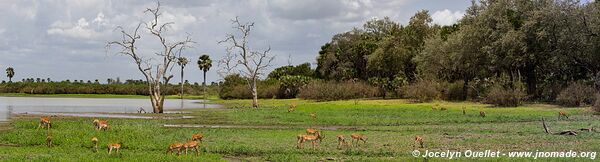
0, 93, 212, 100
0, 99, 599, 161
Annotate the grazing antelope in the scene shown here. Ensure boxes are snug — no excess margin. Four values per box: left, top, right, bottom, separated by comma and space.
297, 133, 321, 149
91, 137, 98, 152
350, 133, 367, 146
46, 135, 53, 147
98, 122, 109, 131
191, 133, 203, 143
166, 141, 184, 155
558, 111, 569, 120
288, 103, 296, 112
93, 119, 108, 130
336, 135, 349, 149
480, 111, 486, 118
414, 135, 424, 148
39, 117, 52, 129
306, 128, 318, 135
462, 107, 466, 115
309, 113, 317, 120
183, 140, 200, 155
107, 143, 121, 154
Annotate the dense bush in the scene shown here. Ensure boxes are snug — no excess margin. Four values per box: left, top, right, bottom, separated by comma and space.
483, 85, 526, 107
277, 75, 311, 99
218, 74, 280, 99
556, 82, 595, 107
0, 82, 209, 95
442, 81, 466, 101
298, 80, 377, 101
405, 80, 441, 102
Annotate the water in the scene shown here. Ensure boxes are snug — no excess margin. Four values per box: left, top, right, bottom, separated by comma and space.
0, 96, 221, 121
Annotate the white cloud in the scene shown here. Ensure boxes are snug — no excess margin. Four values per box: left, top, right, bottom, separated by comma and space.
431, 9, 464, 26
0, 28, 5, 35
47, 18, 101, 39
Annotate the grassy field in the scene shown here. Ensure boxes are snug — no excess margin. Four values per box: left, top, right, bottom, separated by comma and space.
0, 98, 599, 161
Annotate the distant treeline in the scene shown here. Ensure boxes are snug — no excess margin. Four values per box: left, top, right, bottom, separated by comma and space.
0, 81, 215, 96
219, 0, 600, 108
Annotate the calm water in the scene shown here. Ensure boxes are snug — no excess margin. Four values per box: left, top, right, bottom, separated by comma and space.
0, 97, 220, 121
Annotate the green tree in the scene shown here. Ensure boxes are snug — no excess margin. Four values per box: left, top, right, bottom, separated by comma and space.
197, 54, 212, 98
6, 67, 14, 82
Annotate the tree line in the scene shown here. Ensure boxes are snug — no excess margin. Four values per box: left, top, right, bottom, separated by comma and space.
313, 0, 599, 102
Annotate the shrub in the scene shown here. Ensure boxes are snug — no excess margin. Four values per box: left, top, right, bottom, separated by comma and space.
483, 85, 526, 107
277, 75, 311, 99
298, 80, 377, 101
405, 80, 441, 102
219, 74, 282, 99
442, 81, 466, 101
556, 82, 595, 107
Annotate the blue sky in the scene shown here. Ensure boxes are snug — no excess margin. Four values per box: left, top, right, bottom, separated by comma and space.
0, 0, 471, 83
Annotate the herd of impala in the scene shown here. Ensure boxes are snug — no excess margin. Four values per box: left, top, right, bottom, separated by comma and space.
35, 104, 572, 155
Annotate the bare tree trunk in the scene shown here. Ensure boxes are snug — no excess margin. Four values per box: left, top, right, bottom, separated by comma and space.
203, 70, 207, 100
180, 66, 184, 99
251, 79, 258, 108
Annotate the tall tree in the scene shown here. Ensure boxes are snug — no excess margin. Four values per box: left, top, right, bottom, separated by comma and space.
177, 57, 189, 99
197, 54, 212, 99
6, 67, 14, 82
107, 2, 193, 113
219, 17, 274, 108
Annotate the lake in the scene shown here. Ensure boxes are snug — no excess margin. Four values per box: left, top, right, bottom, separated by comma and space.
0, 96, 221, 121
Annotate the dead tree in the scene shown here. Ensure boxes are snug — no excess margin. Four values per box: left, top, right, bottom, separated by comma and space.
541, 117, 587, 136
218, 17, 274, 108
107, 2, 193, 113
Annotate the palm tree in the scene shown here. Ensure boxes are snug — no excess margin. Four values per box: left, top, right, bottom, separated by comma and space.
6, 67, 14, 82
197, 54, 212, 99
177, 57, 189, 99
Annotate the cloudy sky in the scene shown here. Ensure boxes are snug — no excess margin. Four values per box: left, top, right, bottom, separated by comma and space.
0, 0, 470, 83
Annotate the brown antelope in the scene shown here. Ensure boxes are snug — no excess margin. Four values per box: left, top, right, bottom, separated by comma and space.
414, 135, 424, 148
98, 122, 110, 131
46, 135, 53, 147
462, 107, 466, 115
93, 119, 109, 130
480, 111, 486, 118
191, 133, 203, 143
350, 133, 367, 146
166, 141, 184, 155
107, 143, 121, 154
39, 117, 52, 129
306, 128, 318, 135
297, 132, 322, 149
288, 103, 296, 112
558, 111, 569, 120
91, 137, 98, 152
183, 140, 200, 155
336, 135, 349, 149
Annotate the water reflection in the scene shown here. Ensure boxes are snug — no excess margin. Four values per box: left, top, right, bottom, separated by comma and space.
0, 97, 220, 121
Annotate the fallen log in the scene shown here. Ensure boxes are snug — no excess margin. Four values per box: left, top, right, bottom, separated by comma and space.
541, 117, 580, 136
556, 130, 578, 136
